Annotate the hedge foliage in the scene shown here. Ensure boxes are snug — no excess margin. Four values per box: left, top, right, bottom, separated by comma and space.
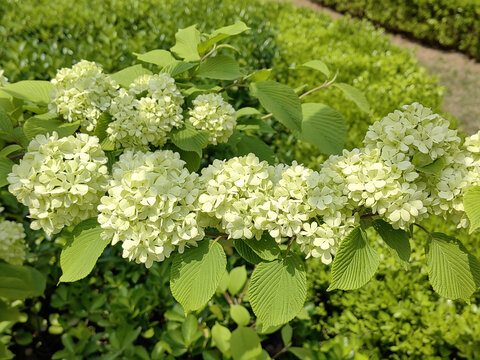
314, 0, 480, 59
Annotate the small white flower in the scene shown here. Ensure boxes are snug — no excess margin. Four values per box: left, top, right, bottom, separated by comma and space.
0, 220, 26, 265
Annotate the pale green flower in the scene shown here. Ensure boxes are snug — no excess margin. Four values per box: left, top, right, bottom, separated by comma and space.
49, 60, 119, 132
0, 220, 26, 265
8, 132, 109, 235
0, 69, 9, 87
108, 74, 184, 150
189, 93, 236, 145
97, 149, 204, 268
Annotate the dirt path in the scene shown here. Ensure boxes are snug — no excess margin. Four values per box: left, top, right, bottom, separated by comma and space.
275, 0, 480, 135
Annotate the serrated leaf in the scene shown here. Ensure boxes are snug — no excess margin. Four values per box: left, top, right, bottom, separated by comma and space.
109, 65, 152, 88
199, 22, 250, 54
135, 49, 176, 67
241, 234, 281, 261
250, 81, 302, 132
248, 254, 307, 327
59, 219, 109, 283
228, 266, 247, 295
236, 119, 274, 134
234, 239, 262, 264
464, 186, 480, 233
176, 148, 201, 172
171, 25, 201, 62
236, 107, 262, 118
23, 113, 79, 140
297, 103, 346, 155
94, 112, 113, 141
170, 240, 226, 313
230, 305, 250, 326
0, 264, 46, 300
249, 69, 272, 83
170, 121, 208, 156
328, 226, 379, 291
235, 135, 275, 164
417, 157, 446, 175
196, 55, 243, 80
372, 219, 411, 262
298, 60, 330, 77
0, 110, 14, 135
426, 233, 480, 301
230, 327, 262, 360
0, 144, 22, 157
211, 323, 231, 355
162, 61, 195, 77
333, 83, 369, 113
2, 81, 53, 105
0, 156, 14, 187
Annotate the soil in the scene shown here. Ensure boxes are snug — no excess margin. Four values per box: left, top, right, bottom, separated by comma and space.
274, 0, 480, 135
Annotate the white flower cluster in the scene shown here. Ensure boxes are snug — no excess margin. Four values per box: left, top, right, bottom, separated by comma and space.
97, 150, 204, 268
0, 220, 26, 265
189, 93, 236, 145
0, 69, 9, 87
108, 74, 184, 150
8, 132, 109, 235
49, 60, 119, 132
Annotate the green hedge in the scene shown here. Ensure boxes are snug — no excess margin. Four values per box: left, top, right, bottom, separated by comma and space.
313, 0, 480, 59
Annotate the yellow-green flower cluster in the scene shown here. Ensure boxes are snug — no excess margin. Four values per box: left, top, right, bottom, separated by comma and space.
0, 220, 26, 265
49, 60, 119, 132
189, 93, 236, 145
108, 74, 184, 150
7, 132, 109, 235
0, 69, 9, 87
97, 150, 204, 268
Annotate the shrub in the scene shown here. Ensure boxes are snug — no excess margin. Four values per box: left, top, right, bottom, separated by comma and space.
313, 0, 480, 59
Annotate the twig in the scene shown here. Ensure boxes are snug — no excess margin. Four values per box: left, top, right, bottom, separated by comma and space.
413, 223, 432, 237
285, 236, 295, 258
238, 264, 257, 304
272, 347, 289, 359
223, 292, 233, 305
200, 44, 217, 62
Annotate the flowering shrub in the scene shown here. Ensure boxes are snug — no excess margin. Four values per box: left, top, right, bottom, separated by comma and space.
0, 23, 479, 359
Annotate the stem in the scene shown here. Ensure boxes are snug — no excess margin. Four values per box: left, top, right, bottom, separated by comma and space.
209, 236, 223, 250
8, 152, 25, 161
200, 44, 217, 62
238, 264, 256, 304
223, 292, 233, 305
413, 223, 432, 237
285, 236, 295, 258
272, 347, 289, 359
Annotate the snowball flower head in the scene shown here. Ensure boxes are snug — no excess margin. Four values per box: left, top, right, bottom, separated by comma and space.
49, 60, 119, 132
108, 73, 184, 150
198, 154, 274, 239
7, 132, 109, 235
0, 69, 9, 86
0, 220, 26, 265
189, 93, 236, 145
464, 131, 480, 154
97, 150, 204, 268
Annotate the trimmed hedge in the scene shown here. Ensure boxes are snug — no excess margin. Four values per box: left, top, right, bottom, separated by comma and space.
313, 0, 480, 59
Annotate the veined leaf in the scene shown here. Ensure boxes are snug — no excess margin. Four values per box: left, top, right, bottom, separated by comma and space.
0, 144, 22, 158
416, 157, 446, 175
170, 121, 209, 156
94, 112, 113, 141
211, 323, 231, 355
230, 326, 262, 360
135, 49, 176, 67
234, 239, 262, 264
464, 186, 480, 233
241, 234, 281, 261
199, 22, 250, 54
23, 113, 79, 140
0, 110, 14, 136
110, 65, 152, 88
250, 81, 302, 132
328, 226, 379, 291
228, 266, 247, 295
196, 55, 243, 80
373, 219, 411, 262
170, 240, 226, 313
248, 254, 307, 327
426, 233, 480, 301
230, 305, 250, 327
249, 69, 272, 83
59, 219, 109, 283
171, 25, 201, 62
0, 264, 46, 300
2, 81, 53, 105
333, 83, 369, 113
297, 103, 346, 155
236, 107, 262, 118
235, 134, 275, 164
298, 60, 330, 77
162, 61, 195, 77
0, 156, 15, 187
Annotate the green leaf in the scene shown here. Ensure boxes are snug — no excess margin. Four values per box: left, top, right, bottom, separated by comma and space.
236, 119, 273, 135
235, 134, 275, 164
0, 264, 46, 300
416, 157, 446, 175
101, 137, 115, 151
170, 121, 209, 156
372, 219, 411, 262
230, 305, 250, 327
412, 152, 434, 167
211, 323, 231, 355
176, 148, 201, 172
110, 65, 152, 88
0, 299, 22, 322
241, 235, 281, 261
230, 327, 262, 360
182, 314, 200, 347
298, 60, 330, 77
426, 233, 480, 301
297, 103, 346, 155
216, 270, 230, 295
199, 22, 250, 54
288, 347, 315, 360
0, 144, 22, 158
135, 49, 176, 67
464, 186, 480, 233
23, 113, 79, 140
281, 324, 293, 346
94, 112, 113, 142
171, 25, 201, 62
0, 110, 14, 135
333, 83, 369, 113
0, 156, 14, 187
248, 254, 307, 327
2, 81, 53, 105
170, 240, 226, 313
328, 226, 380, 291
249, 69, 272, 83
59, 219, 109, 283
196, 55, 243, 80
236, 107, 262, 118
250, 81, 302, 132
234, 239, 262, 264
228, 266, 247, 295
162, 61, 195, 77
